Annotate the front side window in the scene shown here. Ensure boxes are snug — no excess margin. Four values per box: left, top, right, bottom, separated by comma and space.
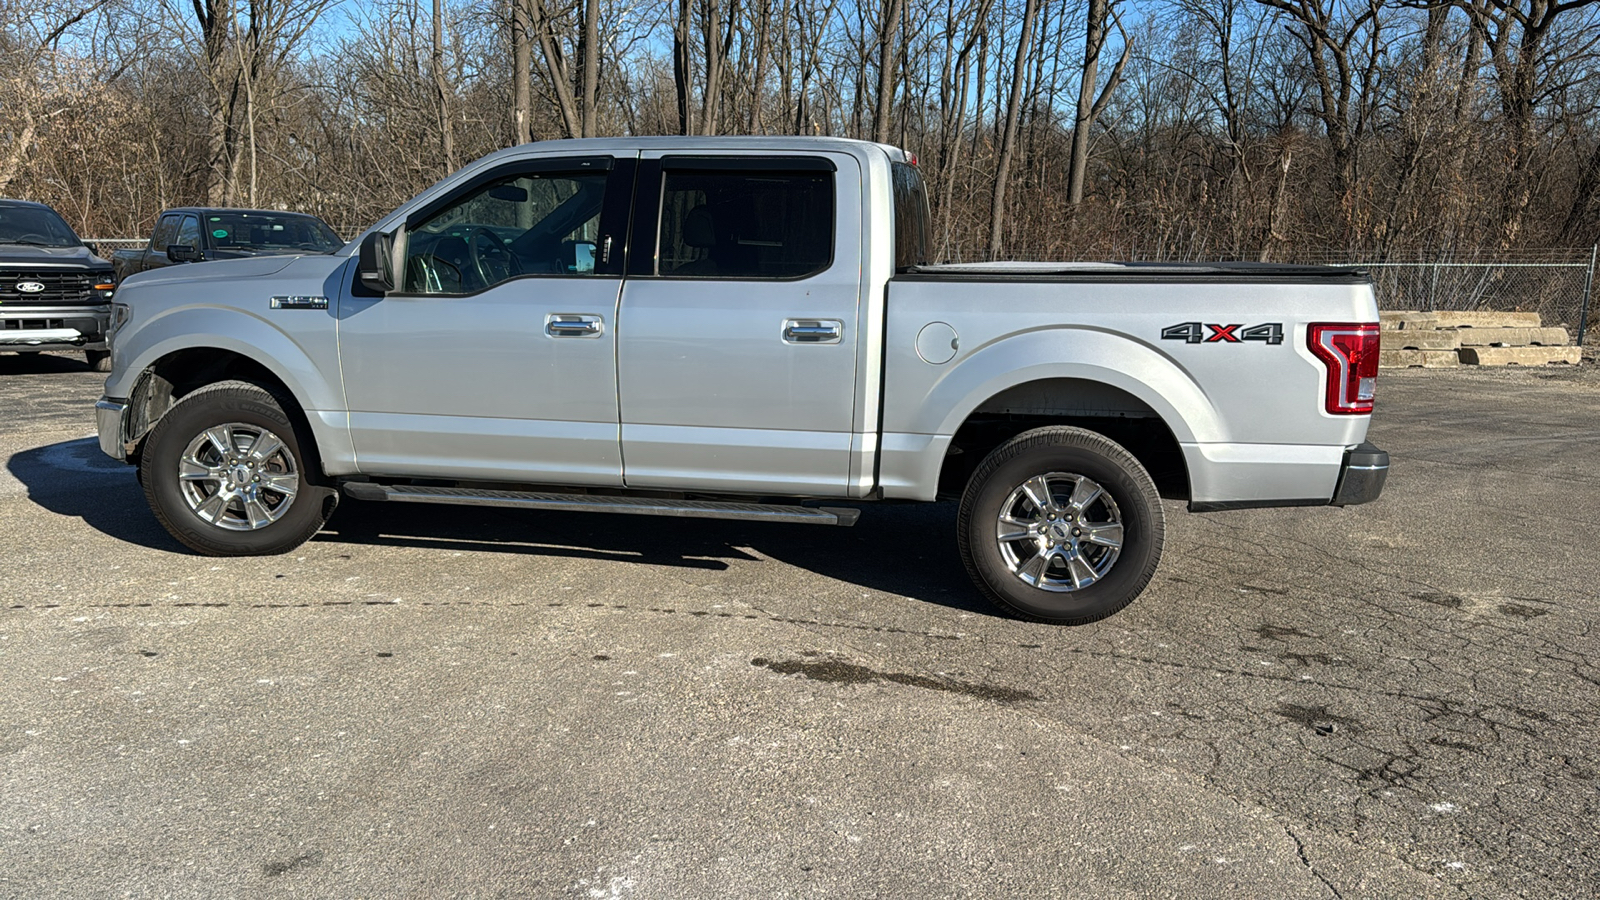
657, 170, 833, 279
403, 170, 608, 294
150, 215, 180, 252
175, 215, 202, 249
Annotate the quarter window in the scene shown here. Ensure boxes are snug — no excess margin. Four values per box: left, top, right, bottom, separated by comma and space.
402, 170, 608, 294
657, 171, 833, 279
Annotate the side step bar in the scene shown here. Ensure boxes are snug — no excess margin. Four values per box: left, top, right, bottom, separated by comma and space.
341, 482, 861, 527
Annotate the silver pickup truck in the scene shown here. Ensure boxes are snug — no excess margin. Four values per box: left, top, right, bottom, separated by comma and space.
96, 137, 1387, 624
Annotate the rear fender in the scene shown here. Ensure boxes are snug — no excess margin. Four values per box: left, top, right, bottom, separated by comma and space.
913, 328, 1222, 444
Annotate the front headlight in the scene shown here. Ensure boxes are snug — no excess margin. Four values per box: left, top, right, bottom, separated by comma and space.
109, 302, 132, 336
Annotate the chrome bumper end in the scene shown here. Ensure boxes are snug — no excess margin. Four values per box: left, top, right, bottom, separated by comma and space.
95, 397, 132, 462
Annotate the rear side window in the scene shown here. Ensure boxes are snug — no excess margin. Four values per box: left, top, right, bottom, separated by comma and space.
657, 171, 833, 279
150, 215, 180, 252
892, 162, 931, 272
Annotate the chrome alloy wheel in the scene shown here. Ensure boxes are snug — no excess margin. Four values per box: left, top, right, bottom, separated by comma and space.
176, 423, 299, 531
995, 472, 1124, 592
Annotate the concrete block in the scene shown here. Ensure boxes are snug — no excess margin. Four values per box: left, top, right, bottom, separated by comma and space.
1381, 330, 1462, 351
1459, 346, 1582, 366
1379, 311, 1431, 330
1454, 327, 1570, 347
1421, 311, 1543, 329
1380, 349, 1460, 368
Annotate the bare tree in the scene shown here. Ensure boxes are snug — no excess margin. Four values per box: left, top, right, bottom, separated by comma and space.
1067, 0, 1132, 206
986, 0, 1039, 255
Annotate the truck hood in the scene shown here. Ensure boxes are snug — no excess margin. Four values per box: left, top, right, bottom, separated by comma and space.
121, 254, 301, 288
0, 243, 111, 270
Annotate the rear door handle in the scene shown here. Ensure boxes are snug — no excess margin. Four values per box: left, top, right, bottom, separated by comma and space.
783, 319, 843, 344
546, 314, 604, 338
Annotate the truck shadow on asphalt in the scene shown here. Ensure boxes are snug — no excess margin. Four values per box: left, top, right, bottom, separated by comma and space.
10, 438, 996, 616
6, 438, 184, 551
318, 498, 995, 615
0, 353, 98, 375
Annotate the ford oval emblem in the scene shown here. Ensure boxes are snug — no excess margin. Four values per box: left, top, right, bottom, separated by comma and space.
16, 281, 45, 293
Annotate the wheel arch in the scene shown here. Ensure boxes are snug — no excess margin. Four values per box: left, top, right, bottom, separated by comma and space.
125, 346, 321, 471
937, 377, 1192, 502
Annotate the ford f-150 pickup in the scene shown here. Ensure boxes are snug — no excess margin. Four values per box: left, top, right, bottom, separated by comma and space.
1, 198, 118, 370
95, 137, 1388, 624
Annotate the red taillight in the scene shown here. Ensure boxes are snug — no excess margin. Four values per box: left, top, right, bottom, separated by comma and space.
1308, 323, 1379, 415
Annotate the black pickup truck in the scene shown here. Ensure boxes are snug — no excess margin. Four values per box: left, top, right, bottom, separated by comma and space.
0, 199, 118, 370
111, 207, 344, 283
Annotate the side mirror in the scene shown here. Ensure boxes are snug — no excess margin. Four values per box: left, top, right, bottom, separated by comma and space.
167, 244, 202, 263
565, 240, 597, 274
357, 230, 397, 293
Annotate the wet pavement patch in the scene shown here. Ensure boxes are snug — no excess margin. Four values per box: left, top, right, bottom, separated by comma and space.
751, 656, 1039, 704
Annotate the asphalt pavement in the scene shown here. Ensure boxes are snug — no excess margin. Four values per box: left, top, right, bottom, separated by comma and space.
2, 351, 1597, 898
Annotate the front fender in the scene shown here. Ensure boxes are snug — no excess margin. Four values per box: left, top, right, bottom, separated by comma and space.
108, 305, 342, 415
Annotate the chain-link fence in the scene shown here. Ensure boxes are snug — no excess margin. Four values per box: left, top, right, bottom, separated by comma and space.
1289, 248, 1597, 345
84, 238, 147, 254
944, 246, 1599, 345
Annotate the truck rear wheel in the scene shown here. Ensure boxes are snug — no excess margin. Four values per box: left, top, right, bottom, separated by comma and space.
139, 380, 335, 556
957, 426, 1165, 625
86, 349, 111, 372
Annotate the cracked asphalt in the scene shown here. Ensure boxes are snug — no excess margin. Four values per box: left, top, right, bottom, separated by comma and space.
2, 351, 1597, 898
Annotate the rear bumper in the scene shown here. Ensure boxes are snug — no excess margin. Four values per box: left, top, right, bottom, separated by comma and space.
1330, 441, 1388, 506
1186, 440, 1388, 512
96, 396, 133, 462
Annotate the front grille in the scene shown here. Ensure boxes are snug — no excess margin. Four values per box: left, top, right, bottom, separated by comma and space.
0, 270, 99, 304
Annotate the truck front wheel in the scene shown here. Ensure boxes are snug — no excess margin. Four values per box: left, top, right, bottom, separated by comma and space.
957, 427, 1165, 625
139, 381, 335, 556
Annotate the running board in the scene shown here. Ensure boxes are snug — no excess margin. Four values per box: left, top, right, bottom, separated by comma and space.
341, 482, 860, 526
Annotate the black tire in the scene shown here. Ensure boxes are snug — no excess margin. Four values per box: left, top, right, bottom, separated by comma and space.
86, 350, 111, 372
957, 426, 1165, 625
139, 380, 335, 555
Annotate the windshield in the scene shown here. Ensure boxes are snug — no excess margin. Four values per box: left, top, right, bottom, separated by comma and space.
205, 212, 343, 253
0, 205, 83, 248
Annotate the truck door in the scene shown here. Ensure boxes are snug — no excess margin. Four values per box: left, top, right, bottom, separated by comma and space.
615, 153, 863, 495
337, 155, 634, 484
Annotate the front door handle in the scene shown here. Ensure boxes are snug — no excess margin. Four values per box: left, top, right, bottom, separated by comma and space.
783, 319, 843, 344
546, 314, 604, 338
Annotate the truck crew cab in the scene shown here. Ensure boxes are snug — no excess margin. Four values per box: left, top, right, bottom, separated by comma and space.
96, 138, 1388, 624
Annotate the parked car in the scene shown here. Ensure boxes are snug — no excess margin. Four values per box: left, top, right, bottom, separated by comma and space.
95, 137, 1387, 624
0, 198, 117, 370
111, 208, 344, 283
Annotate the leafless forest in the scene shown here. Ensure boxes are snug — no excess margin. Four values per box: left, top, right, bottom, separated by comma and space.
5, 0, 1600, 260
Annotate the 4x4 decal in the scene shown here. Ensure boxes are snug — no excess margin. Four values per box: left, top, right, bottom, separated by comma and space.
1162, 321, 1284, 345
